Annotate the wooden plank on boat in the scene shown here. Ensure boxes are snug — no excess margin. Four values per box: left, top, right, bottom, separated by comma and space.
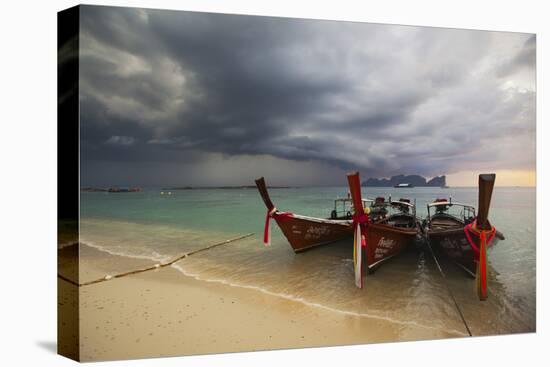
477, 173, 496, 230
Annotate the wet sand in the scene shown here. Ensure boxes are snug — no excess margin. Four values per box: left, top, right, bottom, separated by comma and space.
74, 244, 460, 361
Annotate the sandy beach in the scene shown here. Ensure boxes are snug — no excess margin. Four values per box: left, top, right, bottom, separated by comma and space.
68, 243, 460, 362
59, 206, 535, 362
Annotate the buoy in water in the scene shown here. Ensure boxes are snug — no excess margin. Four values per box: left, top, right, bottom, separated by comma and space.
161, 191, 164, 195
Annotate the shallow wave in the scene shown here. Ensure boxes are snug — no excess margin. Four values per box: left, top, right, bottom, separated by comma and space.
79, 239, 465, 336
170, 262, 467, 337
80, 239, 172, 263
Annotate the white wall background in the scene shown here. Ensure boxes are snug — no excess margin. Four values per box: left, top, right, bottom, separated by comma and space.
0, 1, 546, 366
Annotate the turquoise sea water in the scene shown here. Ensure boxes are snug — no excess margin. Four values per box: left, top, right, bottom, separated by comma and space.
79, 186, 536, 338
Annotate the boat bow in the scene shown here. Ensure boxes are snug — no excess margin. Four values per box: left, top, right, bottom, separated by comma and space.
473, 173, 496, 300
254, 177, 352, 252
255, 177, 294, 246
347, 172, 370, 288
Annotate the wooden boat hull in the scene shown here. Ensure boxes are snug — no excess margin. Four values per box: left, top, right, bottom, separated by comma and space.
425, 174, 502, 300
256, 176, 417, 263
272, 212, 353, 252
427, 227, 502, 276
365, 222, 418, 269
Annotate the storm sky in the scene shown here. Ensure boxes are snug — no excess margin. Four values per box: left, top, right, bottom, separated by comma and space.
78, 6, 536, 187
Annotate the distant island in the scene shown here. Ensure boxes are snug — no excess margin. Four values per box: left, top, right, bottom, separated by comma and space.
362, 174, 447, 187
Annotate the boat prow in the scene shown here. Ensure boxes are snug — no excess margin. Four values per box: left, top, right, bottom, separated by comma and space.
423, 173, 504, 300
254, 177, 353, 252
347, 172, 419, 276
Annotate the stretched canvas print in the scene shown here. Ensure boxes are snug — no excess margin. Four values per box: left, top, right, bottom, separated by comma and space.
58, 4, 536, 362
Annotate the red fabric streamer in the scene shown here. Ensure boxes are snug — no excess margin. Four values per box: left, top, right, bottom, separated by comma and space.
263, 208, 294, 246
463, 218, 496, 259
352, 212, 370, 248
478, 230, 488, 300
352, 211, 371, 288
464, 218, 495, 301
263, 208, 275, 246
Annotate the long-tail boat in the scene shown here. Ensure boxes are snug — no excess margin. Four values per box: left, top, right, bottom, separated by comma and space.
423, 174, 505, 300
346, 172, 420, 288
255, 177, 367, 252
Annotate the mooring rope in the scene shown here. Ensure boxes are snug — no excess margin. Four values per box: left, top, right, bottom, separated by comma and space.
58, 233, 255, 287
425, 239, 473, 337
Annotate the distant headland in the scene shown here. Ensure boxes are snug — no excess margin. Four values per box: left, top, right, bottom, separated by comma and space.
362, 174, 447, 187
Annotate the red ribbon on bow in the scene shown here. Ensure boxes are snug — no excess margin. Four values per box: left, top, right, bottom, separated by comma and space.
352, 211, 370, 288
464, 218, 496, 301
263, 208, 293, 246
463, 219, 496, 259
352, 213, 370, 247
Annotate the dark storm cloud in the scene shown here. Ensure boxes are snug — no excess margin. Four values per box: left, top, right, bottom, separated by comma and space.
78, 6, 535, 185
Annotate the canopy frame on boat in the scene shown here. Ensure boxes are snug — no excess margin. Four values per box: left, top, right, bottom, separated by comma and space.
426, 198, 476, 225
332, 197, 373, 219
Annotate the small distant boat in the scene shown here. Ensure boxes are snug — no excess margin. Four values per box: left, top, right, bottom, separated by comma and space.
347, 172, 420, 287
423, 174, 505, 300
394, 183, 413, 188
255, 177, 365, 252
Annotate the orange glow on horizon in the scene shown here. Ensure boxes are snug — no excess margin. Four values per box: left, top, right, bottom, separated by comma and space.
447, 170, 536, 187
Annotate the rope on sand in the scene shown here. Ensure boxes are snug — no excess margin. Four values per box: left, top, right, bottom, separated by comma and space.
58, 233, 255, 287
